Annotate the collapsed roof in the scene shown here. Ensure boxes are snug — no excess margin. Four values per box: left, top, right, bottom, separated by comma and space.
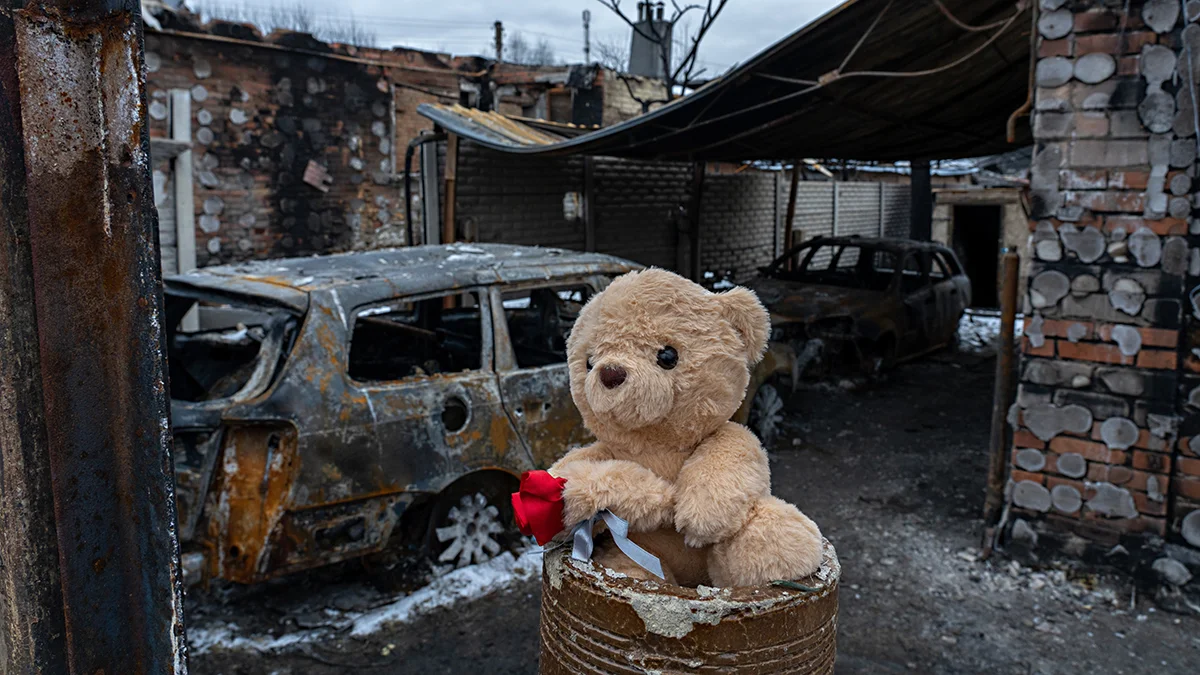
419, 0, 1033, 162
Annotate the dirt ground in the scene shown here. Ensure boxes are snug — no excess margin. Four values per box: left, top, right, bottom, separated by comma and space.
188, 346, 1200, 675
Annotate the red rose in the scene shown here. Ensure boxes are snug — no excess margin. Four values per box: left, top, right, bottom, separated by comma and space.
511, 470, 568, 545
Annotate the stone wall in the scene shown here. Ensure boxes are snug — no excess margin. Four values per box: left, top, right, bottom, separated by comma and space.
1014, 0, 1200, 563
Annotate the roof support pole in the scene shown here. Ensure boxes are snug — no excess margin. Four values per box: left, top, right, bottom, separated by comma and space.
0, 1, 188, 673
783, 161, 800, 270
442, 133, 459, 247
583, 157, 596, 252
910, 159, 933, 241
687, 161, 705, 282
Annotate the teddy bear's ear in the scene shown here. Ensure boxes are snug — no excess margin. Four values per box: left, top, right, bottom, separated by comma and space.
716, 287, 770, 364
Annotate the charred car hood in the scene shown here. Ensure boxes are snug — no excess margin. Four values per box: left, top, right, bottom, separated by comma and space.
747, 278, 887, 323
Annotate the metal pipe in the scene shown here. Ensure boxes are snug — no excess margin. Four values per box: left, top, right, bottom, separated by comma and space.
403, 132, 447, 246
984, 250, 1021, 525
1006, 0, 1038, 143
0, 0, 187, 672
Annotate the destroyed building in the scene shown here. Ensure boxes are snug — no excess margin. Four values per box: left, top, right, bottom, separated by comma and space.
143, 6, 1026, 294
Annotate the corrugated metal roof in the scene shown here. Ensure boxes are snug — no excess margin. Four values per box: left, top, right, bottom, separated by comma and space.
419, 0, 1032, 162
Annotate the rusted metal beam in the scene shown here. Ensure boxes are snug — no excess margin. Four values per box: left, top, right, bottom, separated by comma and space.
984, 250, 1020, 525
0, 1, 188, 673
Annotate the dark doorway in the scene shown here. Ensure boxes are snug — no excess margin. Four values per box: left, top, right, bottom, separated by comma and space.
952, 205, 1002, 308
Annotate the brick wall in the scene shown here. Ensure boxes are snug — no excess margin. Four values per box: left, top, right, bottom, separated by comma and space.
699, 172, 779, 276
455, 144, 915, 280
145, 30, 408, 266
1014, 0, 1200, 557
455, 141, 587, 250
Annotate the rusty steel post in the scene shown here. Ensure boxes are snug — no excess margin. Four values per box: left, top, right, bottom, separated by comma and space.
0, 1, 188, 673
984, 250, 1020, 525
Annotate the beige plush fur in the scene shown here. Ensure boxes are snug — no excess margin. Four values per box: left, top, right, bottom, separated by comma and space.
549, 268, 823, 587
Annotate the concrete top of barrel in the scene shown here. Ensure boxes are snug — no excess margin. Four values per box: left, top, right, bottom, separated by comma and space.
543, 538, 840, 639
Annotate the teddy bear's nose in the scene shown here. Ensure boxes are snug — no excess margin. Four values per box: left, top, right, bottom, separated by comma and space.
599, 364, 627, 389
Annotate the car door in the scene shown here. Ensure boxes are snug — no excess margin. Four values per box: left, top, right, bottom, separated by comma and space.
341, 288, 530, 495
928, 252, 962, 346
491, 279, 598, 469
937, 250, 972, 314
898, 252, 938, 355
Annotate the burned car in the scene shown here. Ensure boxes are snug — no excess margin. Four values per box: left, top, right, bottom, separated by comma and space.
734, 236, 970, 442
164, 244, 637, 585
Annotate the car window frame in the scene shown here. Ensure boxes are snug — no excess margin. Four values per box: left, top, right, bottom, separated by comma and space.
344, 286, 494, 386
490, 276, 600, 372
898, 252, 932, 297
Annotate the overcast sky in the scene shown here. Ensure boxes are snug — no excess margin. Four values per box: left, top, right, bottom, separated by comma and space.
194, 0, 844, 76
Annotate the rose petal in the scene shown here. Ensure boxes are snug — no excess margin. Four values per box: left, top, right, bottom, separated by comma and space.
519, 470, 567, 500
511, 493, 531, 535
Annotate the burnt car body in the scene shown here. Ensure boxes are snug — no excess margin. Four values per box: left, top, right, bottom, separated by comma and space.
164, 244, 637, 585
734, 236, 971, 442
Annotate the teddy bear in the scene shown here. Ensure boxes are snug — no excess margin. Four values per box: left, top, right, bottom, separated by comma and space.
546, 268, 823, 587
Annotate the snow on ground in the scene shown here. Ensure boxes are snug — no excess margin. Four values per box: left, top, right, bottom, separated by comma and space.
350, 549, 541, 636
957, 309, 1024, 356
188, 549, 543, 655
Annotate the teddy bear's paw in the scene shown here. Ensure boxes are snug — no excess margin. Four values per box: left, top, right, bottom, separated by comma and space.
707, 496, 823, 586
675, 512, 738, 548
673, 490, 746, 547
559, 481, 607, 527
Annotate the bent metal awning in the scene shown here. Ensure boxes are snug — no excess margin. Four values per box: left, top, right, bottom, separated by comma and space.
418, 0, 1032, 163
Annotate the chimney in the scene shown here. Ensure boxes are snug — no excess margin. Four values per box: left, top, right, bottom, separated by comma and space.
628, 0, 671, 78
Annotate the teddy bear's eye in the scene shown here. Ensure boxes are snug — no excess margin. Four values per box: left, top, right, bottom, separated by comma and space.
656, 346, 678, 370
586, 356, 594, 371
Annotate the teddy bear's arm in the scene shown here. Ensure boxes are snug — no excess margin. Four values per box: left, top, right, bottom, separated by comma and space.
674, 422, 771, 548
552, 451, 674, 531
547, 442, 613, 478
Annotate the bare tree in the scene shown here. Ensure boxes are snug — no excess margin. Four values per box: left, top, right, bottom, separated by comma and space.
505, 31, 558, 66
593, 36, 629, 70
192, 1, 378, 47
597, 0, 729, 108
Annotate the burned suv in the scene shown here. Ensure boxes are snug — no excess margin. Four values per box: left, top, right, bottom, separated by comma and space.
735, 236, 970, 442
165, 244, 637, 585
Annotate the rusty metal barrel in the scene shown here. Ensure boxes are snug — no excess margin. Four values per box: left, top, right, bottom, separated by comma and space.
539, 539, 839, 674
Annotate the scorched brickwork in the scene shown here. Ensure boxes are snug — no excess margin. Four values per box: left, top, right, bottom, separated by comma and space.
1015, 0, 1200, 566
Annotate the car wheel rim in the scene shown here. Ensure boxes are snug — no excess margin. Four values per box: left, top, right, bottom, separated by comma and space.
435, 492, 504, 568
748, 383, 784, 444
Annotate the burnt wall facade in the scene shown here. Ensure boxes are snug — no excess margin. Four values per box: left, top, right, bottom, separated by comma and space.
1015, 0, 1200, 571
145, 26, 462, 268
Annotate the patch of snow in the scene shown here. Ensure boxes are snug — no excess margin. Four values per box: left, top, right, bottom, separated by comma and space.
957, 309, 1024, 356
188, 623, 311, 655
186, 549, 542, 654
445, 252, 494, 262
358, 306, 393, 317
293, 276, 315, 286
350, 550, 540, 636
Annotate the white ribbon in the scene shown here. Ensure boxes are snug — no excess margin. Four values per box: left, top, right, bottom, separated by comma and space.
570, 510, 665, 580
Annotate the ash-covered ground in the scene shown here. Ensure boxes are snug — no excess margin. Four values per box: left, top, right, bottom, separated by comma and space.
189, 317, 1198, 675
